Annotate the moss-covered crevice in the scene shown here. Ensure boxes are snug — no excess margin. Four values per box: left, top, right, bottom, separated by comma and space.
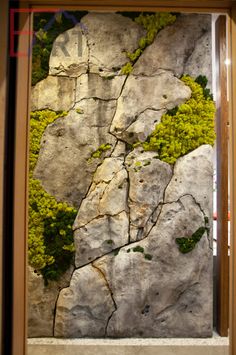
29, 110, 77, 283
176, 226, 207, 254
138, 75, 216, 164
121, 12, 176, 75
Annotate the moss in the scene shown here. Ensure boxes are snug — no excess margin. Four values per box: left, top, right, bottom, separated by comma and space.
141, 75, 216, 164
32, 11, 88, 86
29, 110, 77, 283
176, 226, 206, 254
76, 108, 84, 114
121, 12, 176, 75
144, 253, 153, 260
106, 239, 113, 245
89, 143, 112, 161
114, 248, 120, 256
133, 245, 144, 253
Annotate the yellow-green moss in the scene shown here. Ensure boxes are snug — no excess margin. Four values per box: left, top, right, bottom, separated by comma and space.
88, 143, 112, 161
142, 75, 216, 164
121, 12, 176, 75
29, 110, 77, 283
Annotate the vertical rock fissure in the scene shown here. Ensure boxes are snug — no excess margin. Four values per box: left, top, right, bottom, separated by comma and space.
91, 263, 117, 336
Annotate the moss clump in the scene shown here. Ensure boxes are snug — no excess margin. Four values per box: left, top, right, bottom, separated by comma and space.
144, 253, 153, 261
176, 226, 206, 254
142, 75, 216, 164
89, 143, 112, 160
133, 245, 144, 253
76, 108, 84, 114
121, 12, 176, 75
29, 110, 77, 283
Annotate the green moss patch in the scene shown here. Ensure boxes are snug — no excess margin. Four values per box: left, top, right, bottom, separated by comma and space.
141, 75, 216, 164
29, 110, 77, 283
176, 226, 207, 254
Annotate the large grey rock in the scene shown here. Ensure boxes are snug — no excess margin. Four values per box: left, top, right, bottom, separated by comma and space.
74, 211, 129, 267
110, 72, 191, 141
184, 31, 212, 89
76, 73, 126, 101
81, 13, 145, 76
54, 265, 115, 337
125, 148, 172, 241
133, 14, 211, 78
73, 157, 128, 228
28, 266, 73, 337
94, 195, 212, 338
31, 76, 76, 111
34, 100, 117, 208
49, 25, 89, 77
165, 145, 213, 219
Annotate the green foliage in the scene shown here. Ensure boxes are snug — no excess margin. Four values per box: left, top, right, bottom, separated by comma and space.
176, 226, 206, 254
144, 253, 153, 260
142, 75, 216, 164
29, 110, 77, 283
133, 245, 144, 253
32, 11, 87, 86
76, 108, 84, 114
89, 143, 112, 160
121, 12, 176, 75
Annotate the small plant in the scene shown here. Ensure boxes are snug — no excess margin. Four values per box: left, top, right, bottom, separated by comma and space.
106, 239, 113, 245
144, 253, 153, 260
89, 143, 112, 161
176, 226, 206, 254
76, 108, 84, 114
133, 245, 144, 253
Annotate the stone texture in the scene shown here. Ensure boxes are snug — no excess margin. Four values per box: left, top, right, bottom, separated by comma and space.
49, 25, 89, 77
34, 100, 117, 208
110, 72, 191, 141
125, 148, 173, 241
54, 265, 115, 337
165, 145, 213, 219
74, 211, 129, 267
124, 109, 165, 144
76, 73, 126, 101
133, 14, 211, 78
31, 76, 76, 111
184, 31, 212, 89
94, 195, 212, 338
73, 157, 128, 228
81, 13, 145, 76
28, 265, 73, 337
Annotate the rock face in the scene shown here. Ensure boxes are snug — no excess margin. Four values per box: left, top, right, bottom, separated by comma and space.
29, 12, 214, 338
54, 265, 116, 337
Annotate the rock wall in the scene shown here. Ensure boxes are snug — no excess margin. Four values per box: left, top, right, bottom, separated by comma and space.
28, 12, 214, 338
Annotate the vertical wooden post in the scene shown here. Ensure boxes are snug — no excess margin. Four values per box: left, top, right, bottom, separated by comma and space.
215, 15, 229, 337
13, 4, 31, 355
0, 0, 9, 352
229, 6, 236, 355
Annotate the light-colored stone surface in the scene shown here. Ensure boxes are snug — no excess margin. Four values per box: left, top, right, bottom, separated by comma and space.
133, 14, 211, 78
165, 145, 213, 219
81, 13, 145, 76
54, 265, 115, 337
74, 211, 129, 267
49, 25, 89, 77
28, 266, 73, 337
184, 31, 212, 89
124, 109, 165, 144
94, 195, 212, 338
31, 76, 76, 111
125, 149, 172, 241
110, 72, 191, 141
34, 100, 117, 208
76, 73, 126, 101
73, 157, 128, 228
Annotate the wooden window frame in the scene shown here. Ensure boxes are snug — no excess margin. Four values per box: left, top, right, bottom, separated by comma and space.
2, 1, 236, 354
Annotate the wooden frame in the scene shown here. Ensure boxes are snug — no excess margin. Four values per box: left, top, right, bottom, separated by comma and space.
3, 1, 236, 354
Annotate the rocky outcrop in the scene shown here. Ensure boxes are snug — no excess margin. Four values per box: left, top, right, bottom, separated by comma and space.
110, 72, 191, 143
133, 14, 211, 79
54, 265, 116, 337
29, 12, 214, 339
